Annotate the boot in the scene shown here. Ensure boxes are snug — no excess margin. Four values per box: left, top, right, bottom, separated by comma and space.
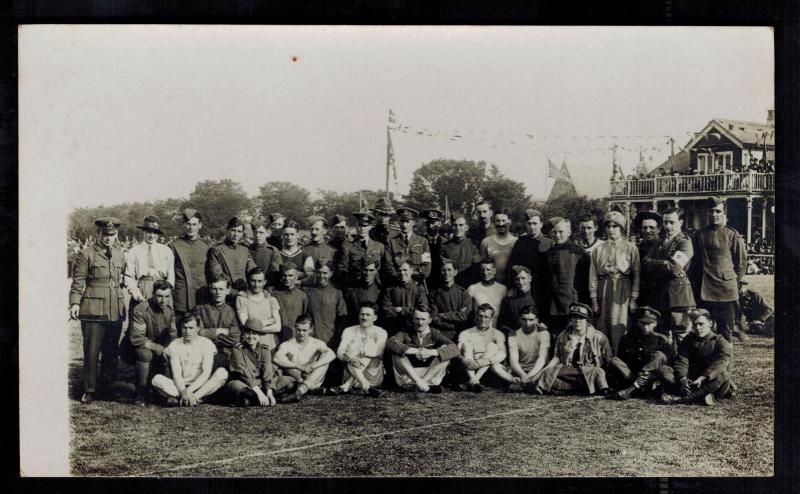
132, 386, 149, 407
660, 385, 715, 406
612, 384, 638, 401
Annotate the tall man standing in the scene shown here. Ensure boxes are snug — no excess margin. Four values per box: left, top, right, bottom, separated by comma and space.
123, 215, 174, 315
69, 218, 127, 404
480, 211, 517, 284
690, 198, 747, 342
369, 197, 399, 246
441, 213, 481, 288
206, 216, 255, 295
171, 209, 211, 320
421, 208, 445, 290
634, 211, 663, 310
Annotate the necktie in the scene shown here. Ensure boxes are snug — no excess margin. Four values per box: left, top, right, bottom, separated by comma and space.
572, 342, 582, 367
148, 244, 156, 270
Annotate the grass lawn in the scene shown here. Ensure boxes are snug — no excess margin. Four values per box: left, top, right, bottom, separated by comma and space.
68, 276, 775, 477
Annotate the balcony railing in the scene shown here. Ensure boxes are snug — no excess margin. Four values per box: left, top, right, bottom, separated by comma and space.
609, 172, 774, 198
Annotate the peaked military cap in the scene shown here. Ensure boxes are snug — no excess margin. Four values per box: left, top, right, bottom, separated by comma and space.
95, 217, 121, 233
396, 206, 419, 221
635, 306, 661, 323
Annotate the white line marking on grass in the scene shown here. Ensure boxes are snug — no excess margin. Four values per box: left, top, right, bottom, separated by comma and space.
133, 396, 594, 477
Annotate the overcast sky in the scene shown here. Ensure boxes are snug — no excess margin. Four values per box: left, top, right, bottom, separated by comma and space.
20, 25, 773, 207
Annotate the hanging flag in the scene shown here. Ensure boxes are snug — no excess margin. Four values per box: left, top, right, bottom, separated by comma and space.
547, 158, 561, 179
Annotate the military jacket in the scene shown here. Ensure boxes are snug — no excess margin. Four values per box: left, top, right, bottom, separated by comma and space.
69, 243, 127, 322
691, 225, 747, 302
385, 232, 432, 283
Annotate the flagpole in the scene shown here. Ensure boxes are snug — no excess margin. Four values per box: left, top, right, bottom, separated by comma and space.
386, 125, 391, 201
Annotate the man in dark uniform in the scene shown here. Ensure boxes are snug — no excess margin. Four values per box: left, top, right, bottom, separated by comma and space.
303, 215, 336, 285
428, 258, 474, 340
170, 208, 211, 320
421, 208, 445, 291
329, 214, 350, 286
271, 262, 310, 343
192, 274, 240, 370
206, 216, 255, 296
380, 261, 427, 335
634, 211, 663, 310
339, 210, 388, 286
690, 197, 748, 342
498, 265, 538, 335
544, 217, 588, 334
467, 200, 496, 244
69, 217, 127, 404
385, 206, 432, 286
737, 279, 774, 336
660, 308, 735, 406
608, 307, 675, 400
369, 197, 399, 246
506, 209, 552, 315
343, 254, 382, 326
249, 218, 283, 286
441, 213, 481, 288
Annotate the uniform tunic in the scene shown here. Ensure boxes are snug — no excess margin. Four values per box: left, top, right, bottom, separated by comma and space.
423, 233, 444, 290
643, 233, 695, 311
69, 243, 128, 392
691, 225, 747, 303
227, 342, 279, 391
206, 240, 255, 292
369, 223, 399, 246
589, 238, 641, 356
339, 239, 387, 285
441, 236, 481, 288
192, 302, 240, 357
344, 283, 382, 326
124, 299, 177, 350
305, 285, 348, 345
248, 242, 283, 284
545, 242, 586, 316
535, 325, 612, 394
170, 236, 211, 313
428, 284, 474, 339
385, 232, 432, 284
615, 330, 674, 375
673, 332, 732, 382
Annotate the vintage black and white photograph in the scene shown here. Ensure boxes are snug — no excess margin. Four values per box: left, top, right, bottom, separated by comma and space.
18, 25, 774, 477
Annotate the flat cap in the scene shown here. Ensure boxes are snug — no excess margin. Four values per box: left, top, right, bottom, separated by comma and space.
548, 216, 569, 228
279, 261, 299, 273
524, 209, 543, 220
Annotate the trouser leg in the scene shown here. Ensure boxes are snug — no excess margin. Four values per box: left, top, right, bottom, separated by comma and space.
608, 357, 633, 388
133, 348, 155, 387
670, 309, 692, 346
81, 321, 105, 393
195, 368, 229, 399
99, 321, 123, 387
703, 300, 736, 342
151, 374, 180, 398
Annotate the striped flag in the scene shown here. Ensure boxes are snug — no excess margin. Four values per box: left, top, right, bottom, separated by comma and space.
547, 158, 561, 179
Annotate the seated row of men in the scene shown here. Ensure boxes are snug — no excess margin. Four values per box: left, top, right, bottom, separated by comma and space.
126, 276, 734, 407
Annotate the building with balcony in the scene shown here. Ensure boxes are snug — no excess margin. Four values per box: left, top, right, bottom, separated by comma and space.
607, 113, 775, 250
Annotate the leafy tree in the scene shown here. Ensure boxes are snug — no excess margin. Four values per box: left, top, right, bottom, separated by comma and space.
311, 189, 385, 226
403, 159, 487, 216
480, 164, 532, 227
539, 195, 608, 235
184, 179, 252, 240
257, 181, 312, 226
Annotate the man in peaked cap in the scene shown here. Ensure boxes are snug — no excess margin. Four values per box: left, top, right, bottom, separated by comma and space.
690, 197, 748, 342
124, 215, 175, 316
69, 217, 127, 403
421, 207, 445, 290
608, 306, 675, 400
385, 206, 432, 286
634, 210, 663, 310
170, 208, 211, 320
339, 209, 389, 287
369, 197, 399, 246
528, 302, 613, 396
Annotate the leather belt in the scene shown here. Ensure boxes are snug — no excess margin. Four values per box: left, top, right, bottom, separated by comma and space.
87, 280, 120, 288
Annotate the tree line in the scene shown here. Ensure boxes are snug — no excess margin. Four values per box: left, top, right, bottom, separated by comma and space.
69, 160, 607, 241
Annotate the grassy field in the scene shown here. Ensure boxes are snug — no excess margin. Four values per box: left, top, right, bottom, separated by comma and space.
68, 276, 774, 477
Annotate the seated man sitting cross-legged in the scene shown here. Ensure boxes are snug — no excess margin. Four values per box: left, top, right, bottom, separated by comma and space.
273, 313, 337, 403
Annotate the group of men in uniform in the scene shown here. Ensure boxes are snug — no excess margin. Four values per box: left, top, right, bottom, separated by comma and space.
68, 195, 766, 406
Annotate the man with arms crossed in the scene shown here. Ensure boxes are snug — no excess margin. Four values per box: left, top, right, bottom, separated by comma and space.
386, 306, 459, 393
273, 314, 337, 402
456, 303, 508, 393
334, 301, 388, 398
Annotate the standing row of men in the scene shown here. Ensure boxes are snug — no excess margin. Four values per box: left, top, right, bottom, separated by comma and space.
69, 195, 754, 405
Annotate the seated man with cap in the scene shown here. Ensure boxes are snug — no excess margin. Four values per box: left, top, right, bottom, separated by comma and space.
528, 302, 612, 396
386, 305, 459, 393
660, 308, 735, 406
335, 301, 388, 398
69, 217, 127, 403
737, 279, 774, 336
498, 265, 537, 335
151, 313, 229, 406
206, 216, 255, 296
339, 209, 388, 286
456, 303, 508, 393
224, 317, 289, 407
421, 207, 445, 290
273, 314, 337, 402
608, 306, 675, 401
123, 215, 175, 316
385, 206, 432, 286
428, 258, 474, 341
119, 279, 178, 405
441, 213, 482, 288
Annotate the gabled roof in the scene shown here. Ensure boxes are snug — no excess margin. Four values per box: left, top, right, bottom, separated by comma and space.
684, 118, 774, 150
559, 161, 572, 179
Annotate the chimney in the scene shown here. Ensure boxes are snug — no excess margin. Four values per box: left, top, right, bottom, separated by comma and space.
767, 107, 775, 127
